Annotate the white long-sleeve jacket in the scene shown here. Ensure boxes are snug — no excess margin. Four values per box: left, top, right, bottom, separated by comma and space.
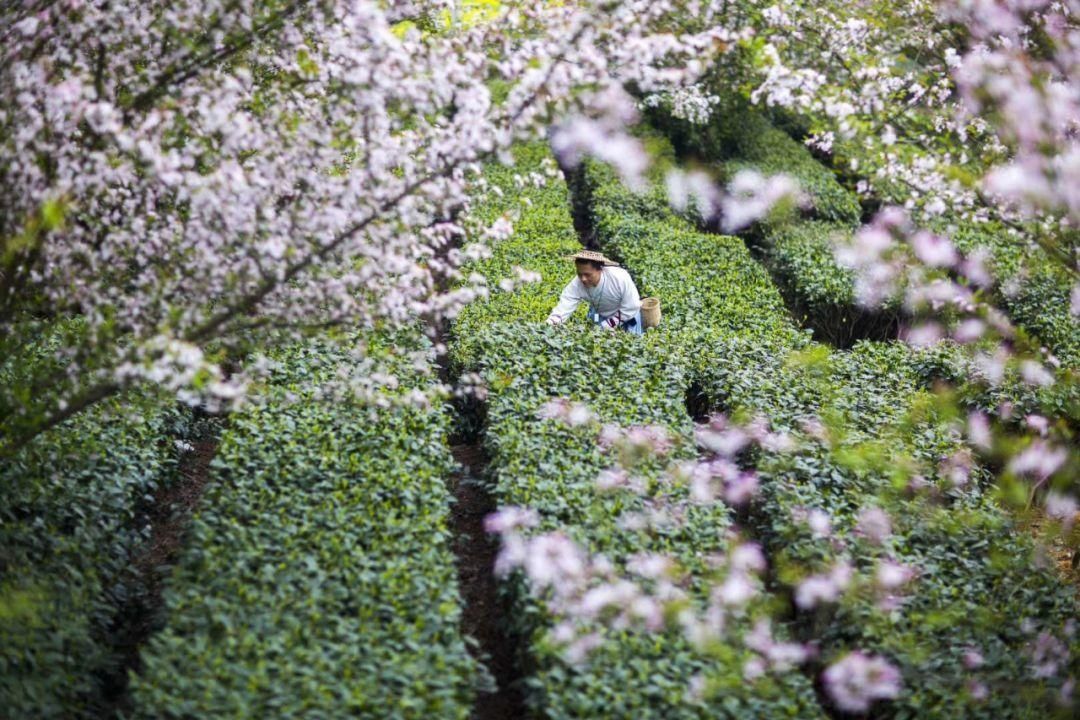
546, 266, 642, 325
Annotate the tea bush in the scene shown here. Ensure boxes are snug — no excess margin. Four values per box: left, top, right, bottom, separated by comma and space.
666, 98, 1077, 367
759, 219, 905, 346
129, 338, 484, 719
450, 143, 588, 370
0, 362, 181, 717
950, 221, 1080, 369
757, 220, 858, 310
572, 150, 801, 354
650, 99, 862, 226
653, 103, 908, 345
454, 145, 826, 718
581, 142, 1080, 718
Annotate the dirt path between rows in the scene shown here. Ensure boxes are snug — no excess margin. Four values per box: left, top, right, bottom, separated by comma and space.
449, 442, 528, 720
100, 436, 219, 717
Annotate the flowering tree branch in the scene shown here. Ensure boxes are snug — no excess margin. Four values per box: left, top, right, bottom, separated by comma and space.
0, 0, 740, 454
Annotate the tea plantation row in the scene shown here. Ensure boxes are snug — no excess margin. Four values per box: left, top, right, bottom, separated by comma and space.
580, 138, 1079, 718
452, 143, 826, 718
0, 380, 183, 718
649, 102, 1078, 433
128, 337, 485, 718
654, 100, 1080, 367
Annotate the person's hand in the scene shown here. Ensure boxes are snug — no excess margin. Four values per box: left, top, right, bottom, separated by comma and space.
601, 315, 619, 330
545, 315, 561, 325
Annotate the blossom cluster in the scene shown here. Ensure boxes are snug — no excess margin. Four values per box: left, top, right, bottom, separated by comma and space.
486, 409, 915, 713
642, 84, 722, 125
832, 206, 1076, 519
0, 0, 748, 453
666, 166, 807, 232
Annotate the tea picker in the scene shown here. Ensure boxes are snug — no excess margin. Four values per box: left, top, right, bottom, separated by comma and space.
545, 250, 660, 333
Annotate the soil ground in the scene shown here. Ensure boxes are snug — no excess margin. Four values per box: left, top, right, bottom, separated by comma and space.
449, 442, 528, 720
1019, 509, 1080, 594
100, 438, 218, 717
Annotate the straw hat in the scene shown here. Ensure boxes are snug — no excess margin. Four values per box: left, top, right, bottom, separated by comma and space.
566, 249, 619, 266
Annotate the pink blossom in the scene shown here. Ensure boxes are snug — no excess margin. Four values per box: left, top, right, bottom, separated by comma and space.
730, 543, 767, 574
1025, 414, 1050, 436
940, 450, 974, 488
905, 475, 931, 495
910, 231, 958, 267
875, 561, 915, 590
959, 250, 993, 288
1045, 492, 1078, 531
856, 507, 892, 544
483, 216, 514, 241
695, 421, 750, 456
598, 424, 622, 450
765, 641, 811, 671
799, 417, 831, 442
963, 649, 985, 670
716, 572, 757, 607
596, 468, 631, 492
579, 580, 639, 618
967, 412, 993, 451
523, 533, 588, 587
562, 632, 604, 666
484, 506, 539, 534
984, 162, 1056, 217
1029, 632, 1069, 679
1020, 360, 1054, 387
567, 404, 595, 426
549, 621, 577, 646
665, 168, 721, 218
724, 472, 760, 506
998, 401, 1017, 421
791, 506, 833, 538
627, 553, 674, 580
644, 84, 720, 125
629, 595, 665, 632
795, 562, 853, 609
906, 279, 973, 312
681, 606, 726, 648
514, 266, 540, 284
796, 576, 840, 610
537, 398, 596, 427
953, 318, 987, 344
743, 657, 767, 681
975, 349, 1010, 386
83, 101, 123, 135
822, 652, 902, 713
744, 618, 774, 654
759, 429, 796, 453
849, 224, 896, 261
550, 89, 649, 190
688, 466, 719, 504
495, 534, 528, 577
537, 399, 569, 420
745, 619, 813, 671
601, 424, 676, 458
14, 16, 40, 36
1008, 441, 1068, 480
808, 509, 833, 538
966, 679, 989, 702
1059, 678, 1075, 707
721, 169, 806, 232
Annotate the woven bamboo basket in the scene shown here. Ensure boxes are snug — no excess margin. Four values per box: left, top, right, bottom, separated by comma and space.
641, 297, 661, 329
